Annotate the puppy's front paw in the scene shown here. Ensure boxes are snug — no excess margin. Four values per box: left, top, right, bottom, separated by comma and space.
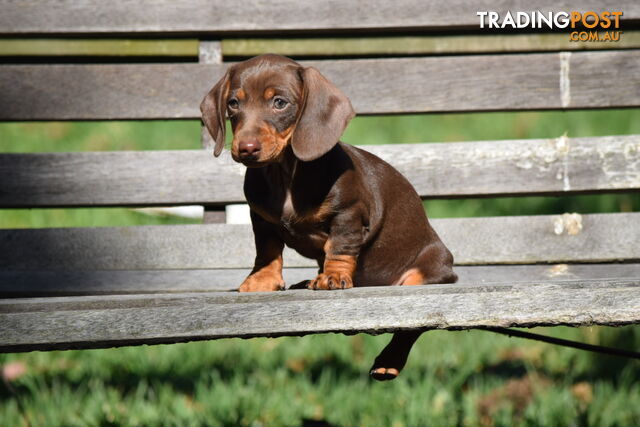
308, 272, 353, 290
238, 272, 285, 292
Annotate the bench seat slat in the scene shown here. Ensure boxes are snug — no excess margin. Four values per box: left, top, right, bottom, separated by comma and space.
1, 135, 638, 207
2, 51, 639, 120
1, 1, 638, 35
2, 264, 640, 297
1, 213, 638, 270
1, 278, 638, 352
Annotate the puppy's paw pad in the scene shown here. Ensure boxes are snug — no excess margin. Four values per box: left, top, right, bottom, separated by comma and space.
369, 367, 400, 381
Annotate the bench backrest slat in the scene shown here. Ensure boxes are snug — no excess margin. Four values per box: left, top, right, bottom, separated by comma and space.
2, 1, 638, 35
1, 213, 638, 270
1, 135, 637, 208
2, 51, 639, 120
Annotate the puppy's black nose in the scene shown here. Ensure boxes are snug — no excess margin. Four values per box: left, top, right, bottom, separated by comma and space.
238, 140, 261, 158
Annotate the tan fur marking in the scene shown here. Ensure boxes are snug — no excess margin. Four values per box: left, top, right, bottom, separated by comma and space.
236, 88, 246, 101
276, 124, 294, 143
263, 87, 276, 100
395, 268, 425, 286
323, 239, 332, 254
324, 254, 357, 277
295, 198, 334, 225
260, 123, 292, 163
239, 253, 284, 292
309, 240, 356, 290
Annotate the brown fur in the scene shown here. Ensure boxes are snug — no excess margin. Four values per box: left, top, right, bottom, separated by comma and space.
200, 54, 457, 380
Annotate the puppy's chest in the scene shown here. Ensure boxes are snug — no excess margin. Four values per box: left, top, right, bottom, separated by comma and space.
255, 188, 333, 235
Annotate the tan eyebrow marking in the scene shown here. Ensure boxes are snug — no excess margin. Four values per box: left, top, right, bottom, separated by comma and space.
236, 88, 246, 101
263, 88, 276, 100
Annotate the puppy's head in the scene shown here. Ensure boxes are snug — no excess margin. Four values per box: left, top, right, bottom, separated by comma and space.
200, 54, 355, 166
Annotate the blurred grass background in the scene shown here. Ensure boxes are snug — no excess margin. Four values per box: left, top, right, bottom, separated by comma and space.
1, 108, 640, 425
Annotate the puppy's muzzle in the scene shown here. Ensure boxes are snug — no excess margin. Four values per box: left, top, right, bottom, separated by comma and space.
238, 139, 262, 161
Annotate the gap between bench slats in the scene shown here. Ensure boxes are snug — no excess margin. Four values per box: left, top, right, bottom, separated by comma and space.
4, 33, 640, 59
1, 135, 638, 207
1, 278, 638, 353
1, 50, 639, 120
1, 213, 638, 270
221, 33, 640, 57
1, 264, 640, 297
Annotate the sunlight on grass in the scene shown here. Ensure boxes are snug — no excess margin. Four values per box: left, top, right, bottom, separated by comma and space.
1, 327, 638, 425
343, 109, 640, 145
0, 120, 200, 153
0, 208, 199, 229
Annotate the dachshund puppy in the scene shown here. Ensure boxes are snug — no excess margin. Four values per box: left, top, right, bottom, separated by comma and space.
201, 54, 457, 380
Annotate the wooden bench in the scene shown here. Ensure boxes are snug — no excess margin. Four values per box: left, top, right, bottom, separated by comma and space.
1, 1, 639, 353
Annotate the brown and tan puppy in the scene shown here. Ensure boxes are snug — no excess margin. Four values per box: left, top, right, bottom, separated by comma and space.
201, 54, 457, 380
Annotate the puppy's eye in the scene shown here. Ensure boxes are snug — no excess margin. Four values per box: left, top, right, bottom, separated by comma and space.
273, 97, 288, 110
227, 98, 239, 110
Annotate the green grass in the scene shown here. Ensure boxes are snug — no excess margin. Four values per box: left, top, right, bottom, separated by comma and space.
1, 328, 639, 426
343, 109, 640, 145
0, 120, 200, 153
1, 108, 639, 425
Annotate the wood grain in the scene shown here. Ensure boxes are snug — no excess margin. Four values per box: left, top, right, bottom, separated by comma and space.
1, 135, 638, 208
0, 150, 245, 207
1, 213, 638, 270
1, 278, 638, 352
2, 51, 639, 120
1, 1, 638, 35
568, 50, 640, 109
2, 264, 639, 297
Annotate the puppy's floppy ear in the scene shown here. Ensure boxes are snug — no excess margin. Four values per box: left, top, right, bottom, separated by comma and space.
200, 70, 230, 157
292, 67, 355, 161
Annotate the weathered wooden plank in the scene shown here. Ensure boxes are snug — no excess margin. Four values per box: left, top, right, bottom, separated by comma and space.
1, 51, 639, 120
1, 213, 638, 270
368, 135, 640, 198
568, 50, 640, 109
1, 1, 637, 35
1, 278, 638, 352
1, 135, 638, 207
0, 269, 265, 296
0, 63, 207, 120
223, 32, 640, 57
2, 264, 639, 297
0, 150, 243, 208
0, 38, 198, 56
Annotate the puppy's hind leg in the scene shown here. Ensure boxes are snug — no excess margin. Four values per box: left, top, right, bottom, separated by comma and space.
369, 262, 426, 381
370, 243, 457, 381
370, 330, 422, 381
398, 242, 458, 286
